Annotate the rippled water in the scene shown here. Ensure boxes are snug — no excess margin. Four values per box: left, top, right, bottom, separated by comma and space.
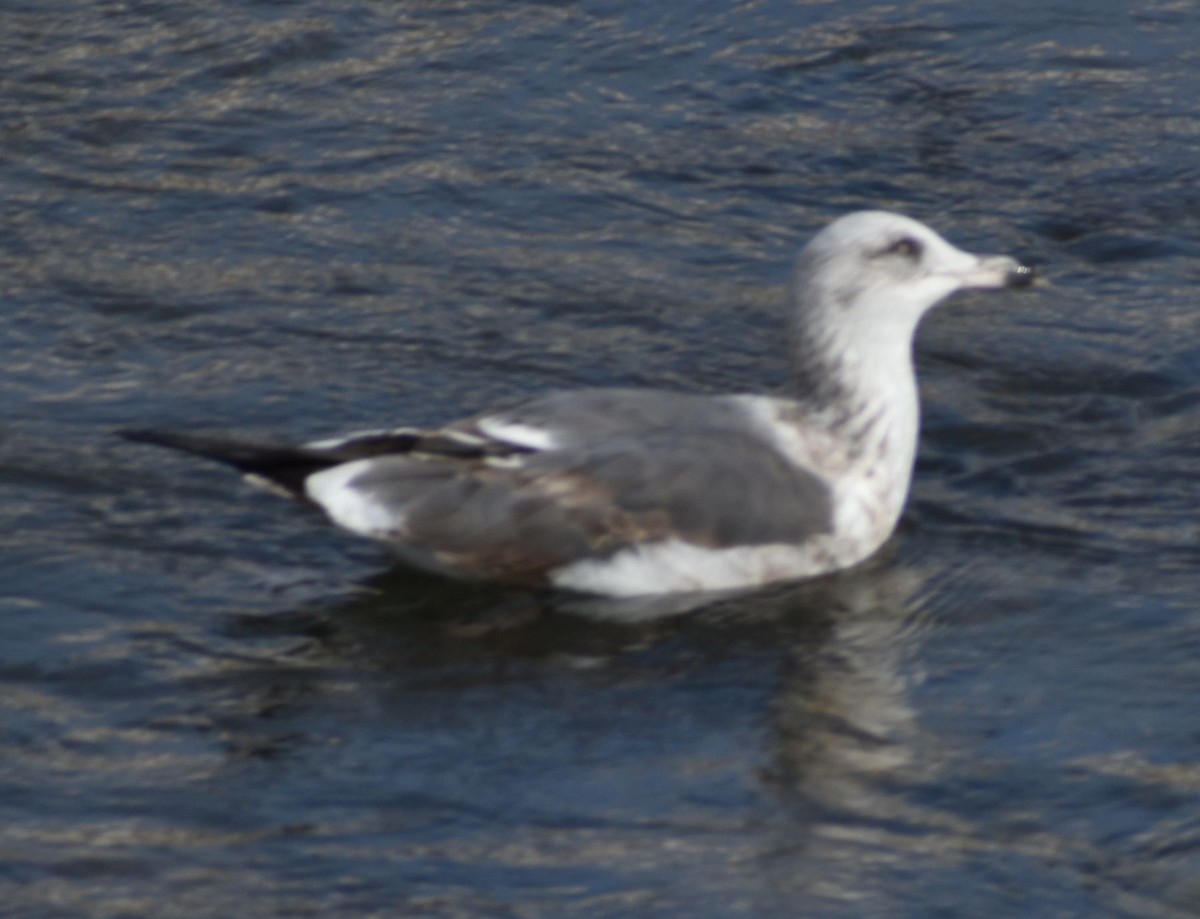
4, 1, 1200, 916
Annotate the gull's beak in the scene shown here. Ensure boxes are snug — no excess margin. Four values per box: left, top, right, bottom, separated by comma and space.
963, 254, 1039, 290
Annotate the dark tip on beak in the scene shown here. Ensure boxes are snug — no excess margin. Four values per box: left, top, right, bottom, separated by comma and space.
1008, 264, 1039, 288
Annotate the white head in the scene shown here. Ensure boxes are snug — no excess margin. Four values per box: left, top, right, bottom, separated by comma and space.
791, 210, 1033, 345
784, 209, 1035, 438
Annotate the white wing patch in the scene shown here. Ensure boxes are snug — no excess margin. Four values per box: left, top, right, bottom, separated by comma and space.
474, 417, 560, 452
304, 428, 414, 450
305, 459, 406, 538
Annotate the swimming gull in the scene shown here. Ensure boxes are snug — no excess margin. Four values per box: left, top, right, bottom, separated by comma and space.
122, 211, 1035, 597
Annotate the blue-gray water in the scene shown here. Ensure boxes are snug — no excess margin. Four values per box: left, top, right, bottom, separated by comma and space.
3, 1, 1200, 916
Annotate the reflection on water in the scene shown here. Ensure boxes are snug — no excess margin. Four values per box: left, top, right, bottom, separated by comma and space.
2, 556, 929, 916
3, 0, 1200, 916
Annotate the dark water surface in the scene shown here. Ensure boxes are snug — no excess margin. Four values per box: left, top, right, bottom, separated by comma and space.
3, 1, 1200, 915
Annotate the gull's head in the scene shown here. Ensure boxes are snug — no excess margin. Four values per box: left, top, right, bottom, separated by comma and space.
791, 210, 1035, 342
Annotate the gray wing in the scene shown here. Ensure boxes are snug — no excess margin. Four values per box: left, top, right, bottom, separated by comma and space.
449, 388, 764, 447
127, 388, 835, 586
312, 425, 834, 586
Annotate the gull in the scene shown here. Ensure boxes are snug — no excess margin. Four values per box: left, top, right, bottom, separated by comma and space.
122, 211, 1035, 597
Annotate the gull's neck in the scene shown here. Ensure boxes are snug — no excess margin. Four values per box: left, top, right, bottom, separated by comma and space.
786, 303, 923, 523
789, 311, 920, 424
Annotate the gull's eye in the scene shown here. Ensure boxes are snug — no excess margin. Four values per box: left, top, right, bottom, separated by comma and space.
880, 236, 923, 260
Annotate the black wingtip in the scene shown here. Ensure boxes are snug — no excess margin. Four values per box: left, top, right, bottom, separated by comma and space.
117, 427, 330, 496
116, 427, 253, 459
117, 428, 188, 449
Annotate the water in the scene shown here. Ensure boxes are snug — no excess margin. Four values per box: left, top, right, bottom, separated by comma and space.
3, 0, 1200, 915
